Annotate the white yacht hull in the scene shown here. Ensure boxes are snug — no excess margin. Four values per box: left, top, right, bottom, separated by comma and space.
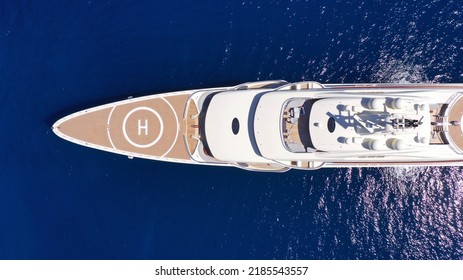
53, 81, 463, 172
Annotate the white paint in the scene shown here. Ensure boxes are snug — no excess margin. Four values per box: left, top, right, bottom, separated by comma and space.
122, 107, 164, 148
106, 106, 117, 149
138, 119, 149, 136
160, 97, 179, 157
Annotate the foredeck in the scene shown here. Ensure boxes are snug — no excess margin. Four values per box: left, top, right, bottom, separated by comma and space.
54, 92, 192, 162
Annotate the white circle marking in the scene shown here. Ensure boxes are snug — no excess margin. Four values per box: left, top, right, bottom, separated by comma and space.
160, 97, 179, 157
122, 107, 164, 148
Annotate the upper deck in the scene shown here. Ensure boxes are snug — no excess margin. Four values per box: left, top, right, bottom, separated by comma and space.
285, 97, 430, 153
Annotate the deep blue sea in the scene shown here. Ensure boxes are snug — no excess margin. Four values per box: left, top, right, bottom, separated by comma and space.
1, 0, 463, 259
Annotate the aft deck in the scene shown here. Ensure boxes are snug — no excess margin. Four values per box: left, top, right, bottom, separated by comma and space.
447, 95, 463, 153
282, 99, 315, 152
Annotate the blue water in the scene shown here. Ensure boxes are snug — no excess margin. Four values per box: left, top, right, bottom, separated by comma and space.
1, 0, 463, 259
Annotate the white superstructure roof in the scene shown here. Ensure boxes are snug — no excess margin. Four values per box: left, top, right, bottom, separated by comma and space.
309, 97, 430, 152
204, 90, 273, 163
254, 91, 315, 161
254, 91, 433, 161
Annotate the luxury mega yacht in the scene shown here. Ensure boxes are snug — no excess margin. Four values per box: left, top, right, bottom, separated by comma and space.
53, 81, 463, 172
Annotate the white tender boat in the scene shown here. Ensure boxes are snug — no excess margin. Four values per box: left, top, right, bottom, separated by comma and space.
53, 80, 463, 172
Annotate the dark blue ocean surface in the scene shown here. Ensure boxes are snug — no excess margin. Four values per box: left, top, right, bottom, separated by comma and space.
1, 0, 462, 259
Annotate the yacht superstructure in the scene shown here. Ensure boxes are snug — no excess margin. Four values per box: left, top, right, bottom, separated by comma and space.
53, 81, 463, 172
